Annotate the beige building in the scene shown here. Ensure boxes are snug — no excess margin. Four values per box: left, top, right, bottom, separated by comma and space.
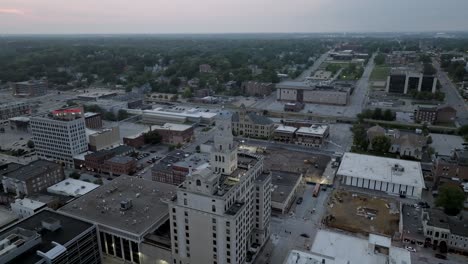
232, 104, 275, 139
88, 126, 121, 151
168, 111, 272, 264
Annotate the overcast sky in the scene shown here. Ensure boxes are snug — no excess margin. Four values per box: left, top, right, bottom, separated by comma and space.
0, 0, 467, 34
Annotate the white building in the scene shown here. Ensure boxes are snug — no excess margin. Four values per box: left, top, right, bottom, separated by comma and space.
10, 198, 46, 218
337, 153, 425, 199
140, 107, 217, 125
168, 111, 272, 264
295, 124, 330, 148
47, 178, 100, 197
293, 230, 411, 264
30, 108, 88, 168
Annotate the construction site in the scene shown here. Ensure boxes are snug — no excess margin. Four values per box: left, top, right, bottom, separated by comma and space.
324, 189, 400, 237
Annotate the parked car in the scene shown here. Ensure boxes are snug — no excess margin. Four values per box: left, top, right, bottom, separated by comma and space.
405, 246, 416, 252
296, 197, 303, 204
300, 233, 310, 238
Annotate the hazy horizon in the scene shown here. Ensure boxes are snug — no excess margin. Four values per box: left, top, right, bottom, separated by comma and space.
1, 0, 468, 34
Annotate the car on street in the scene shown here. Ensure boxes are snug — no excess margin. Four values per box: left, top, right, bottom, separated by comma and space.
296, 197, 303, 204
405, 246, 416, 252
300, 233, 310, 238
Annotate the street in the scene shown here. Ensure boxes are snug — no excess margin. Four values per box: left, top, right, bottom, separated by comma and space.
433, 59, 468, 120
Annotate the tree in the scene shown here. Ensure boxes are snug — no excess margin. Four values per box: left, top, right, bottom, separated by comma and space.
69, 171, 80, 179
117, 109, 129, 121
104, 111, 116, 121
372, 108, 383, 120
382, 109, 395, 121
374, 54, 386, 65
94, 179, 103, 185
423, 63, 436, 75
27, 140, 35, 149
371, 135, 391, 154
143, 130, 162, 144
436, 184, 465, 216
351, 123, 368, 151
195, 145, 201, 153
182, 87, 193, 98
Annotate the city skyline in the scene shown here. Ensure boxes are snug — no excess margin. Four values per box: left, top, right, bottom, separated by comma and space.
1, 0, 468, 34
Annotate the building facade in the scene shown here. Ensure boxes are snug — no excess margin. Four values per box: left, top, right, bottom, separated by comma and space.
434, 149, 468, 181
414, 105, 457, 124
386, 71, 437, 94
31, 108, 88, 168
0, 102, 30, 121
88, 127, 121, 151
84, 112, 103, 129
152, 123, 194, 145
241, 81, 274, 97
276, 82, 350, 106
101, 156, 137, 176
168, 111, 272, 264
1, 160, 65, 196
232, 105, 275, 139
11, 80, 48, 97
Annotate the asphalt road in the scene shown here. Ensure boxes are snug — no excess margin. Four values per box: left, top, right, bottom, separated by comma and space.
294, 51, 330, 81
433, 59, 468, 120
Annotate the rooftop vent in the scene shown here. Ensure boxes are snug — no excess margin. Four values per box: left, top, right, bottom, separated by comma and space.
120, 199, 133, 211
41, 218, 61, 231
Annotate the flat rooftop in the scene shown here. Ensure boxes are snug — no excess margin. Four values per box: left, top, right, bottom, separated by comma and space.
59, 176, 176, 236
12, 198, 46, 210
271, 170, 302, 204
274, 125, 297, 134
296, 124, 329, 136
107, 156, 135, 164
47, 178, 100, 197
337, 153, 425, 188
153, 123, 193, 132
0, 210, 93, 264
0, 208, 18, 229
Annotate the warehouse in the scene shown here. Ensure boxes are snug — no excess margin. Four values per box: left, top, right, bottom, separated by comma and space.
276, 81, 350, 106
337, 153, 425, 199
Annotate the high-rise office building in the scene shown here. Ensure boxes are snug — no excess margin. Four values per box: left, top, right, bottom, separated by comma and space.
30, 107, 88, 168
168, 111, 272, 264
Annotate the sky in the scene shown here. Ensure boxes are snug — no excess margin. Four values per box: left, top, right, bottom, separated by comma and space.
0, 0, 467, 34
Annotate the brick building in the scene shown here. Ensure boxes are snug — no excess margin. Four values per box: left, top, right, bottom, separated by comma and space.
84, 112, 103, 129
434, 149, 468, 181
84, 145, 134, 172
414, 105, 457, 124
152, 123, 194, 145
1, 160, 64, 196
241, 81, 273, 96
101, 156, 137, 176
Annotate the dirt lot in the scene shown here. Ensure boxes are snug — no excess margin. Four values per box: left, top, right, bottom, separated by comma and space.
263, 147, 330, 179
324, 189, 400, 236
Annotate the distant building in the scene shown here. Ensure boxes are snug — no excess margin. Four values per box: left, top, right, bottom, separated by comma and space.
152, 151, 210, 185
8, 116, 30, 132
152, 123, 194, 145
295, 124, 330, 148
283, 102, 304, 112
101, 156, 137, 176
84, 112, 103, 129
84, 145, 134, 173
386, 69, 438, 94
414, 105, 456, 124
199, 64, 213, 73
77, 91, 118, 101
276, 81, 350, 106
0, 102, 30, 121
141, 107, 217, 125
59, 176, 176, 264
10, 198, 47, 218
11, 80, 48, 97
338, 153, 425, 198
31, 107, 88, 168
47, 178, 100, 197
88, 126, 121, 151
1, 160, 64, 196
241, 81, 274, 96
0, 209, 101, 264
272, 125, 297, 142
232, 104, 275, 138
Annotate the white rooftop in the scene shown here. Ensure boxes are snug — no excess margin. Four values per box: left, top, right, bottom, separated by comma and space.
274, 125, 298, 133
11, 198, 46, 210
153, 123, 193, 132
337, 153, 425, 188
47, 178, 100, 197
296, 124, 329, 136
283, 250, 335, 264
84, 112, 100, 117
311, 230, 411, 264
144, 107, 217, 119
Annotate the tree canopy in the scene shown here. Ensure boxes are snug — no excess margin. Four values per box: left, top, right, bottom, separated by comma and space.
436, 184, 465, 216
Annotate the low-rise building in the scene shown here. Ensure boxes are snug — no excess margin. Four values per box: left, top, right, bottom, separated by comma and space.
84, 112, 103, 129
101, 156, 137, 176
272, 125, 297, 142
270, 170, 302, 214
295, 124, 330, 147
59, 176, 176, 264
283, 102, 304, 112
276, 81, 350, 106
47, 178, 100, 197
78, 91, 118, 101
199, 64, 213, 73
8, 116, 30, 132
10, 198, 47, 218
88, 126, 121, 151
152, 123, 194, 145
84, 145, 134, 172
1, 160, 64, 196
0, 209, 101, 264
0, 102, 30, 121
232, 104, 275, 138
434, 149, 468, 180
141, 107, 217, 125
11, 80, 48, 97
241, 81, 274, 96
151, 150, 190, 185
338, 153, 425, 199
414, 105, 456, 124
386, 69, 438, 94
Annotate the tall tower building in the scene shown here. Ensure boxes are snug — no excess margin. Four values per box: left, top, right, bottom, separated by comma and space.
31, 107, 88, 168
168, 111, 272, 264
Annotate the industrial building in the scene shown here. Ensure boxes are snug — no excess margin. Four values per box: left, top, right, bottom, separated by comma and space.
168, 111, 272, 264
151, 123, 194, 145
0, 209, 101, 264
276, 81, 350, 106
337, 153, 425, 199
30, 107, 88, 168
140, 107, 217, 125
59, 176, 176, 264
241, 81, 274, 96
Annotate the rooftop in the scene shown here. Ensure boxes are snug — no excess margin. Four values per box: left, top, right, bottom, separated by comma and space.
2, 160, 62, 182
296, 124, 329, 136
152, 123, 194, 132
47, 178, 100, 197
83, 112, 100, 118
0, 208, 18, 229
152, 150, 188, 173
85, 145, 133, 160
59, 176, 176, 236
274, 125, 297, 134
271, 170, 302, 204
11, 198, 46, 211
0, 210, 94, 264
337, 153, 425, 188
232, 112, 273, 125
401, 204, 425, 241
106, 156, 135, 164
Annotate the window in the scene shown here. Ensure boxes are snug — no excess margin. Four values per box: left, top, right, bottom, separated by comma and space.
184, 199, 187, 206
212, 205, 216, 212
